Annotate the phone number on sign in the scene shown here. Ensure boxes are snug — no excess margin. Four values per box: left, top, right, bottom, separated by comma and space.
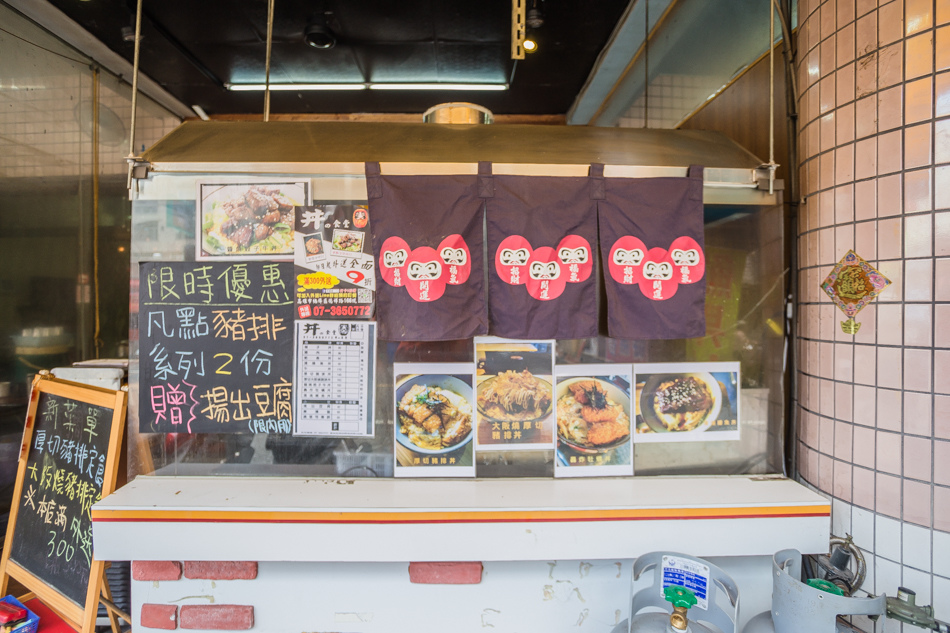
309, 305, 372, 317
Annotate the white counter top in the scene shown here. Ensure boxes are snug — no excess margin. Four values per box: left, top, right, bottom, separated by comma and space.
92, 475, 830, 562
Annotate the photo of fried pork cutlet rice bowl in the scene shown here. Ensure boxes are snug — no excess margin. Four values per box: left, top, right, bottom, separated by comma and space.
395, 375, 473, 454
639, 372, 722, 434
556, 377, 631, 452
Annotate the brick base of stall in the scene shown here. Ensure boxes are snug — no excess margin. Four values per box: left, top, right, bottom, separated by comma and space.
133, 562, 258, 631
132, 560, 480, 630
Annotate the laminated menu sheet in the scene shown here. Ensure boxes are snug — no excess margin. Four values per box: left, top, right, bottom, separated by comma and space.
393, 362, 476, 478
292, 320, 376, 437
554, 364, 634, 478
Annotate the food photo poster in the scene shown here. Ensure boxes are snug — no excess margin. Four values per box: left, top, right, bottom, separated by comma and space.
474, 338, 555, 451
294, 203, 375, 319
393, 363, 476, 478
554, 364, 633, 478
196, 178, 310, 260
633, 361, 740, 444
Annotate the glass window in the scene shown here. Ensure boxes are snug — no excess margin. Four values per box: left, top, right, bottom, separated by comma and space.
129, 173, 785, 479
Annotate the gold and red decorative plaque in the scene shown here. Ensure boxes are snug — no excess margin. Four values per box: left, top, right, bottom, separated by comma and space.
821, 250, 891, 334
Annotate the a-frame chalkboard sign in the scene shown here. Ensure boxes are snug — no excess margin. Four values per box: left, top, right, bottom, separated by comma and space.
0, 373, 127, 633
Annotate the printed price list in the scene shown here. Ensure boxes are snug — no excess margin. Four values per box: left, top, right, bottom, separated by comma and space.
293, 320, 376, 437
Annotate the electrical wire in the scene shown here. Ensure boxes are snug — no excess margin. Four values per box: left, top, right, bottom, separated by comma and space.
0, 25, 89, 65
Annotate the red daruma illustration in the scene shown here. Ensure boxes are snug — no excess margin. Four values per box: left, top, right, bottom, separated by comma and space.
525, 246, 567, 301
638, 247, 678, 301
555, 235, 593, 283
379, 236, 410, 287
495, 235, 533, 285
668, 236, 705, 284
437, 234, 472, 285
405, 246, 447, 302
608, 235, 647, 285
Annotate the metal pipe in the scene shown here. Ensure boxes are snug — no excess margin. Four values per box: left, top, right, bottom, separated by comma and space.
830, 535, 867, 593
126, 0, 143, 189
93, 67, 102, 357
767, 0, 777, 195
264, 0, 275, 122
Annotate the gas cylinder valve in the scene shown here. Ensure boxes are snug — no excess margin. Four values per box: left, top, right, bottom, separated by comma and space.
664, 585, 698, 632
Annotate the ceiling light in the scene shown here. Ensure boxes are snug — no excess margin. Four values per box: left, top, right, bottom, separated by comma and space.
304, 23, 336, 49
227, 83, 367, 91
226, 83, 508, 92
368, 83, 508, 91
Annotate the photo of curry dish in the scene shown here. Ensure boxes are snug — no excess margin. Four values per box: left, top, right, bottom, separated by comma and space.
477, 369, 552, 421
398, 384, 472, 451
202, 185, 298, 255
652, 376, 714, 431
557, 380, 630, 447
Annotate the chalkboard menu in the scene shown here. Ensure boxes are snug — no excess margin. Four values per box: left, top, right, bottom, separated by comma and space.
0, 375, 126, 633
139, 262, 294, 433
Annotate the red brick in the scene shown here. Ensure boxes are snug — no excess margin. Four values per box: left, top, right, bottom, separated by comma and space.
183, 562, 258, 580
141, 604, 178, 630
408, 562, 483, 584
180, 605, 253, 631
132, 561, 182, 581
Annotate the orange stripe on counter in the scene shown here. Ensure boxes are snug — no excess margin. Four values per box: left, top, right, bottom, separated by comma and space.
92, 504, 830, 524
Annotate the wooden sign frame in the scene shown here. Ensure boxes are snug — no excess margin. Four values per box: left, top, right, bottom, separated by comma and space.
0, 373, 127, 633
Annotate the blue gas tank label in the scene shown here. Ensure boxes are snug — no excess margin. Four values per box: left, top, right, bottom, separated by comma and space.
661, 555, 710, 610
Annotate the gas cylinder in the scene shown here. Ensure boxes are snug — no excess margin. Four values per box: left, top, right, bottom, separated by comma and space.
611, 552, 740, 633
743, 549, 885, 633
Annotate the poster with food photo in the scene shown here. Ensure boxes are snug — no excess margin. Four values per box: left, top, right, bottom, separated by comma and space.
554, 364, 633, 477
196, 179, 310, 260
474, 337, 555, 451
633, 362, 740, 443
294, 204, 375, 319
394, 363, 476, 477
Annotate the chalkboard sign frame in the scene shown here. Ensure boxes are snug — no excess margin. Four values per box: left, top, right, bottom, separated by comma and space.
0, 374, 127, 633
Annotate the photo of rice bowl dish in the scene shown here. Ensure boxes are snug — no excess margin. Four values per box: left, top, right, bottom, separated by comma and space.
396, 375, 473, 454
200, 183, 304, 257
332, 229, 364, 253
304, 235, 324, 255
639, 372, 722, 433
476, 369, 552, 422
556, 378, 631, 451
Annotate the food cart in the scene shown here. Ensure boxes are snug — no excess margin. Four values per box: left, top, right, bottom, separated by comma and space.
92, 120, 828, 633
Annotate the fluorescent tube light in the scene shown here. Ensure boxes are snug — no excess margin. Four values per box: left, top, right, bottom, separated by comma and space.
227, 83, 368, 91
226, 82, 508, 92
369, 83, 508, 91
